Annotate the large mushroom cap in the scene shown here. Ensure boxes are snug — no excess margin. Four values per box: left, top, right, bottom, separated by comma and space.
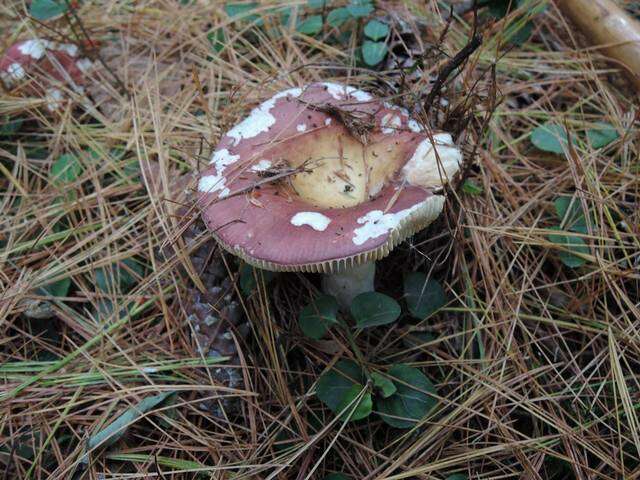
0, 38, 93, 111
198, 82, 461, 273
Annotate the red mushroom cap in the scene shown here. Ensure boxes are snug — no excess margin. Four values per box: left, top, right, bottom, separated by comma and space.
198, 83, 461, 272
0, 38, 93, 111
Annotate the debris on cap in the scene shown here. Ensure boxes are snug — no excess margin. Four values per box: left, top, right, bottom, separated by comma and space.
0, 38, 93, 112
198, 82, 462, 273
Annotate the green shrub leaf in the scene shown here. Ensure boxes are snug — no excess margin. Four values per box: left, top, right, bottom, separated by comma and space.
297, 15, 323, 35
327, 7, 351, 28
376, 364, 437, 428
351, 292, 401, 328
554, 196, 588, 234
325, 474, 350, 480
346, 1, 373, 18
587, 122, 619, 148
239, 264, 275, 295
30, 0, 68, 20
316, 360, 366, 412
361, 40, 387, 66
51, 153, 83, 184
547, 227, 589, 268
298, 295, 339, 340
95, 258, 145, 294
335, 384, 373, 421
404, 273, 446, 320
39, 278, 71, 298
462, 179, 483, 195
530, 123, 572, 154
371, 372, 396, 398
363, 19, 389, 41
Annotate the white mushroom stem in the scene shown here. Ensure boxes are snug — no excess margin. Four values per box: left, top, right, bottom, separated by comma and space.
322, 262, 375, 309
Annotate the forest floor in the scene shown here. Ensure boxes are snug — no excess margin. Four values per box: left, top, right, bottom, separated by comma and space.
1, 0, 639, 478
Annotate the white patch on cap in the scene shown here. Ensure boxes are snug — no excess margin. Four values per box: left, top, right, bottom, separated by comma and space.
296, 123, 307, 132
199, 148, 240, 198
250, 159, 272, 172
291, 212, 331, 231
1, 63, 26, 85
383, 102, 410, 116
226, 87, 302, 146
402, 133, 461, 189
55, 43, 79, 57
322, 82, 373, 102
407, 119, 423, 132
75, 58, 93, 72
380, 113, 402, 134
45, 88, 64, 111
18, 39, 49, 59
324, 118, 332, 126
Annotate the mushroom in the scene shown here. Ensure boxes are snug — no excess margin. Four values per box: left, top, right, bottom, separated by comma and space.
0, 38, 93, 112
198, 82, 461, 307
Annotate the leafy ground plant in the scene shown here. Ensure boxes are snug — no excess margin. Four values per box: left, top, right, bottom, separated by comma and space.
1, 0, 640, 478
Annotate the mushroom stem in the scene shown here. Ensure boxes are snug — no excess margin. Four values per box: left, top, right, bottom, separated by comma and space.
322, 262, 375, 308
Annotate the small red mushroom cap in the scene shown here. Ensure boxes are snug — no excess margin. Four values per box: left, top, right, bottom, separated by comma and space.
198, 82, 462, 272
0, 38, 93, 111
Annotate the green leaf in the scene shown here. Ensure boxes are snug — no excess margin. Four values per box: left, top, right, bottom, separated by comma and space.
363, 19, 389, 41
51, 153, 83, 184
547, 227, 589, 268
587, 122, 619, 148
308, 0, 327, 7
346, 1, 373, 18
316, 360, 366, 412
404, 273, 446, 320
361, 40, 387, 66
299, 295, 339, 340
445, 475, 468, 480
504, 19, 533, 45
462, 179, 483, 195
95, 258, 145, 294
376, 364, 437, 428
297, 15, 323, 35
530, 123, 572, 154
239, 264, 275, 295
29, 0, 68, 20
487, 0, 525, 18
0, 116, 23, 136
39, 278, 71, 297
351, 292, 401, 328
371, 372, 396, 398
327, 7, 351, 28
208, 29, 226, 53
224, 2, 259, 17
554, 196, 587, 234
335, 384, 372, 421
87, 392, 174, 451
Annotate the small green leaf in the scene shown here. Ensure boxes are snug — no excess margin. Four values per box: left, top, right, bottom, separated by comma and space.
376, 364, 437, 428
208, 29, 226, 53
404, 273, 446, 320
87, 392, 174, 451
224, 2, 259, 17
39, 278, 71, 298
0, 117, 23, 136
445, 475, 468, 480
335, 384, 373, 421
239, 264, 275, 295
547, 227, 589, 268
363, 19, 389, 41
299, 295, 339, 340
371, 372, 396, 398
95, 258, 145, 294
316, 360, 366, 412
361, 40, 387, 66
587, 122, 619, 148
554, 196, 588, 233
351, 292, 401, 328
346, 1, 373, 18
327, 7, 351, 28
51, 153, 83, 184
297, 15, 323, 35
29, 0, 68, 20
308, 0, 327, 7
462, 179, 483, 195
530, 123, 572, 154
